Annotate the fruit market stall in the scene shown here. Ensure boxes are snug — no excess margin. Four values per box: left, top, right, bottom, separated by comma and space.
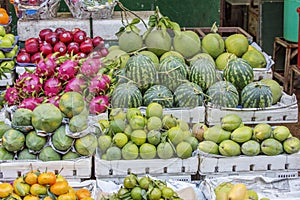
1, 1, 300, 200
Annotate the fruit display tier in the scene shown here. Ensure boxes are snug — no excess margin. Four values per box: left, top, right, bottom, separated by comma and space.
206, 92, 298, 126
198, 152, 300, 178
0, 157, 92, 181
94, 154, 198, 178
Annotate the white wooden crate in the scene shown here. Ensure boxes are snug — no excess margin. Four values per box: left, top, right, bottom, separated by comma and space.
0, 73, 14, 86
286, 152, 300, 170
16, 66, 36, 75
205, 92, 298, 126
17, 17, 91, 41
253, 68, 273, 80
0, 157, 92, 181
199, 153, 300, 179
94, 153, 199, 177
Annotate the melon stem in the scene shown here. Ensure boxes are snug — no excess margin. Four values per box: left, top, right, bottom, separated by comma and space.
117, 1, 148, 29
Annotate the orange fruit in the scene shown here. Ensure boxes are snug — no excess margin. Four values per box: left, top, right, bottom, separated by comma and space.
0, 12, 9, 25
24, 172, 38, 185
0, 183, 13, 198
29, 184, 47, 196
75, 188, 91, 200
23, 195, 39, 200
50, 181, 69, 196
0, 8, 7, 14
43, 196, 53, 200
38, 172, 56, 185
57, 192, 77, 200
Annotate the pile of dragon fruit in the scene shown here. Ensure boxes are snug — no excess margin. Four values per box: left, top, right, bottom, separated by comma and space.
16, 27, 108, 64
5, 53, 112, 115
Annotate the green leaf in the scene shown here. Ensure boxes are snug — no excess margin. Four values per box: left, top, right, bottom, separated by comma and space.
116, 26, 125, 38
130, 18, 140, 25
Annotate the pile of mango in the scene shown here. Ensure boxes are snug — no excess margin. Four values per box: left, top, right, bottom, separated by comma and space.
0, 170, 93, 200
214, 182, 268, 200
197, 114, 300, 156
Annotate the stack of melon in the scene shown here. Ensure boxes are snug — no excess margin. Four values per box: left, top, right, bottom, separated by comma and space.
106, 18, 281, 110
0, 92, 98, 161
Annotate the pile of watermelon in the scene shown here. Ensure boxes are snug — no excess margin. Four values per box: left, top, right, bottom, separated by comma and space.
0, 92, 98, 161
109, 52, 282, 110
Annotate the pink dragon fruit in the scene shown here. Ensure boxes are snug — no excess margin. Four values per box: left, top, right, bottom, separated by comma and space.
43, 77, 62, 97
88, 74, 111, 94
57, 60, 78, 81
89, 95, 110, 115
19, 97, 44, 111
45, 96, 61, 107
4, 87, 20, 105
80, 57, 102, 77
64, 77, 88, 94
36, 57, 57, 77
15, 72, 43, 96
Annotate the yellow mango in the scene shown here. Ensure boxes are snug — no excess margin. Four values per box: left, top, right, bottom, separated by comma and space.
228, 183, 247, 200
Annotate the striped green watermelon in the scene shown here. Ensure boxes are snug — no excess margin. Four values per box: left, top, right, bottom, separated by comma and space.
174, 82, 203, 108
125, 54, 157, 91
241, 81, 273, 108
223, 58, 254, 92
143, 85, 174, 108
158, 55, 188, 92
206, 81, 239, 108
189, 57, 216, 91
111, 83, 143, 108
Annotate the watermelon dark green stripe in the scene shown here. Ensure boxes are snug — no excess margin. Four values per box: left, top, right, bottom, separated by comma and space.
143, 85, 174, 108
111, 83, 143, 108
206, 81, 239, 108
189, 57, 216, 91
174, 82, 204, 108
158, 55, 188, 92
125, 54, 157, 91
241, 82, 273, 108
223, 58, 254, 92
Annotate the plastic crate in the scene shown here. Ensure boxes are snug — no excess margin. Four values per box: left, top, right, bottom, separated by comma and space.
0, 157, 92, 181
205, 92, 298, 126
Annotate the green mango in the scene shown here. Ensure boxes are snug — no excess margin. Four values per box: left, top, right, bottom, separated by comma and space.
261, 138, 283, 156
0, 61, 14, 71
0, 37, 12, 48
0, 50, 5, 59
219, 139, 241, 156
4, 34, 15, 44
0, 26, 6, 37
203, 125, 231, 144
5, 48, 16, 58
